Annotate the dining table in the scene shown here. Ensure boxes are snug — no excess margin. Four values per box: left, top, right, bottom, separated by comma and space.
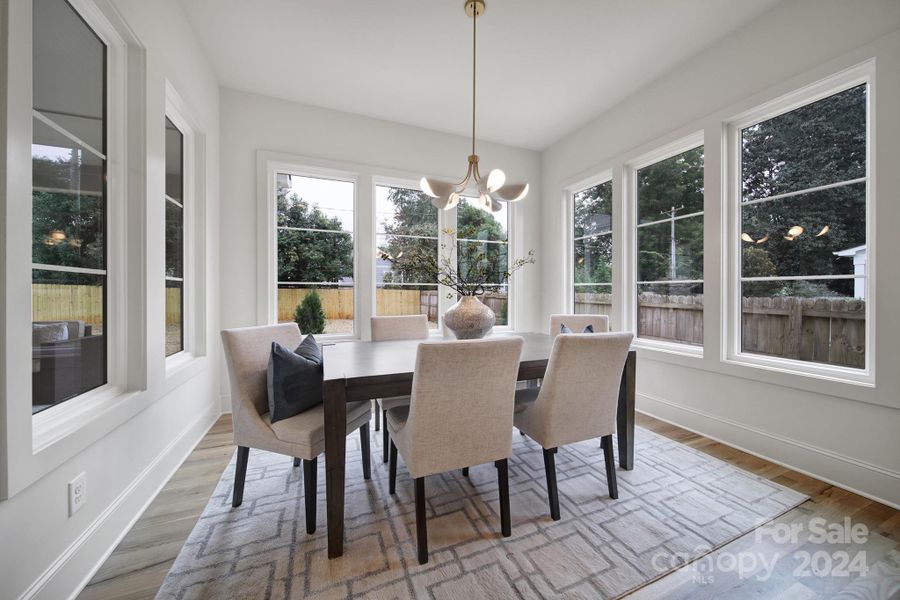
320, 330, 637, 558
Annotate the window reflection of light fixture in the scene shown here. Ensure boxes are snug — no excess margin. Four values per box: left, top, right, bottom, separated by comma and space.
756, 235, 769, 244
419, 0, 529, 213
815, 225, 830, 237
741, 233, 754, 243
787, 225, 804, 237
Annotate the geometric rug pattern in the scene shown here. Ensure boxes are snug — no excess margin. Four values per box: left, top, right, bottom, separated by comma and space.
156, 426, 806, 599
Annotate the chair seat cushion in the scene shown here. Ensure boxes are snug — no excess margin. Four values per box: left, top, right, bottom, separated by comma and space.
269, 400, 371, 447
267, 335, 323, 423
377, 396, 410, 411
514, 386, 540, 413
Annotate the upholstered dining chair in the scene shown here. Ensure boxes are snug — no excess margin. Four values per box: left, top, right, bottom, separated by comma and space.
220, 323, 372, 534
370, 315, 429, 462
386, 336, 524, 565
549, 313, 610, 337
515, 332, 633, 520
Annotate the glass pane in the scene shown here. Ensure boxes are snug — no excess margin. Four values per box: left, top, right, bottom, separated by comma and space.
33, 117, 104, 195
277, 174, 354, 232
637, 215, 703, 282
457, 240, 509, 288
574, 181, 612, 237
277, 285, 354, 335
166, 280, 183, 356
741, 85, 866, 202
165, 118, 184, 202
32, 188, 105, 271
458, 197, 508, 242
33, 0, 105, 152
574, 284, 612, 316
741, 281, 864, 369
637, 146, 704, 221
375, 185, 437, 237
376, 234, 437, 285
575, 233, 612, 285
165, 202, 183, 278
741, 182, 865, 279
278, 229, 354, 284
32, 270, 106, 414
376, 285, 439, 328
637, 282, 703, 346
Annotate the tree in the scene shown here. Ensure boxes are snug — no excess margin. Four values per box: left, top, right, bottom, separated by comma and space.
294, 291, 326, 334
277, 192, 354, 284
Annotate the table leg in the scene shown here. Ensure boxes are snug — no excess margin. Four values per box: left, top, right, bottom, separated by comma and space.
324, 378, 348, 558
616, 351, 636, 470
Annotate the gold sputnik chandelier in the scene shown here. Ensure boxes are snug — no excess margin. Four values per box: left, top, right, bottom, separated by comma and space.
420, 0, 529, 212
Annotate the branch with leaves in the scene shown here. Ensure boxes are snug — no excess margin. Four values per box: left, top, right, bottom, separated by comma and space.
379, 229, 535, 298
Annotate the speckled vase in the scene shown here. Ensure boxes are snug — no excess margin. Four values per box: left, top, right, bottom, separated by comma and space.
444, 295, 496, 339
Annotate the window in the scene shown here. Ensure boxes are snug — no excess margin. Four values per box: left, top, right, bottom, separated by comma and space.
573, 181, 612, 316
276, 173, 355, 335
457, 197, 510, 325
738, 84, 867, 369
31, 0, 107, 414
375, 185, 439, 328
636, 146, 704, 346
165, 118, 184, 356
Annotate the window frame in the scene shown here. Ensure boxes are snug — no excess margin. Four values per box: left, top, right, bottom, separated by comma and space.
566, 171, 614, 318
724, 62, 875, 385
371, 175, 446, 333
163, 81, 204, 372
260, 157, 360, 340
626, 132, 705, 357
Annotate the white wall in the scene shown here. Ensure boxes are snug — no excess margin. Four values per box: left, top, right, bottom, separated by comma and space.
218, 88, 543, 358
0, 0, 221, 598
541, 0, 900, 506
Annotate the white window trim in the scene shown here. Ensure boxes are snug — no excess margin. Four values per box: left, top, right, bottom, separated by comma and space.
723, 60, 875, 386
371, 176, 445, 335
164, 81, 206, 374
625, 132, 705, 357
258, 155, 361, 340
30, 0, 135, 449
565, 171, 615, 323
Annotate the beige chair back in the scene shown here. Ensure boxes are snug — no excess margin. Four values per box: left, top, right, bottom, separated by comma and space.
549, 314, 610, 338
221, 323, 302, 444
403, 336, 524, 478
527, 332, 632, 448
371, 314, 429, 341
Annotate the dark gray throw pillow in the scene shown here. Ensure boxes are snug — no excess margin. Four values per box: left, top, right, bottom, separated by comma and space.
560, 323, 594, 334
267, 335, 323, 423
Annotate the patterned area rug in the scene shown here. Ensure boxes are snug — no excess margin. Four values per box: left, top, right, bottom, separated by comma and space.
156, 426, 806, 599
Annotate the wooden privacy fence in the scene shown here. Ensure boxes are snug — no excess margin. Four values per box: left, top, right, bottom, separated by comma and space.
278, 288, 355, 321
575, 292, 865, 368
33, 284, 183, 326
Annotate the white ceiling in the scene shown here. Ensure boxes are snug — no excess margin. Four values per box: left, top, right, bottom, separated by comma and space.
178, 0, 782, 150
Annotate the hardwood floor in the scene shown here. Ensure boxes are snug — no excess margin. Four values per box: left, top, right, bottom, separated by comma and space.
78, 413, 899, 599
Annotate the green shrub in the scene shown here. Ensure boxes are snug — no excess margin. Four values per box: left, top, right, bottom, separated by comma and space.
294, 290, 326, 334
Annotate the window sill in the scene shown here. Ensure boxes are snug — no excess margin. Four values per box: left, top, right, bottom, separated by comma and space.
32, 384, 137, 453
633, 337, 704, 359
723, 352, 874, 388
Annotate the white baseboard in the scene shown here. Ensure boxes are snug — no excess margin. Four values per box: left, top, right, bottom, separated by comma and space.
17, 401, 221, 600
638, 391, 900, 510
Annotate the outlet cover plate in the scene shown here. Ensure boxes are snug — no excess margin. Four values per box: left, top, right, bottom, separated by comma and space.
68, 472, 86, 516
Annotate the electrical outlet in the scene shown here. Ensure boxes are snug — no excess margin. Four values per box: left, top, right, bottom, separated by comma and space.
68, 473, 86, 516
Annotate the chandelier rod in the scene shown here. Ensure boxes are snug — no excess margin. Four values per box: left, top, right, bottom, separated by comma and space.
471, 2, 477, 158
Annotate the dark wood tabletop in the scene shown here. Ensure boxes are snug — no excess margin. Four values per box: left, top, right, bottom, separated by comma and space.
320, 331, 636, 559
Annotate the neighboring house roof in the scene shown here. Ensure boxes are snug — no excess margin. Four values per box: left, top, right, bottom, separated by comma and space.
833, 244, 866, 257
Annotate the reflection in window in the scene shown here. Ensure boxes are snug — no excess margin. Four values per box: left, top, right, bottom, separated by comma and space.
276, 174, 354, 334
636, 146, 704, 346
573, 181, 612, 316
165, 118, 184, 356
375, 186, 438, 328
739, 85, 867, 368
32, 0, 107, 413
457, 198, 509, 325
